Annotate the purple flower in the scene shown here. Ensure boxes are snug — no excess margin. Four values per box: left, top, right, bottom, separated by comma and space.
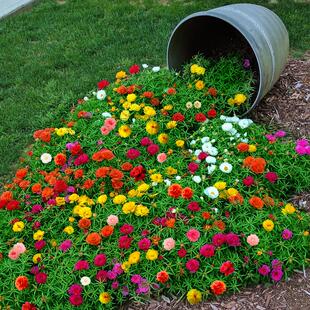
258, 264, 271, 276
265, 134, 276, 142
112, 263, 124, 275
67, 186, 75, 193
122, 286, 129, 296
271, 259, 283, 270
271, 268, 283, 282
30, 266, 39, 275
274, 130, 286, 138
243, 58, 251, 69
131, 274, 142, 284
59, 240, 72, 252
282, 229, 293, 240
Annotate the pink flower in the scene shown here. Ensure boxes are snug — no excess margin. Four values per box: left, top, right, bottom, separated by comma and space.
59, 239, 72, 252
258, 264, 270, 276
200, 244, 215, 257
138, 238, 151, 251
107, 215, 119, 226
8, 249, 20, 260
74, 260, 89, 271
13, 243, 26, 254
185, 259, 200, 273
243, 176, 254, 187
274, 130, 286, 138
35, 272, 47, 284
188, 162, 199, 173
140, 137, 152, 146
126, 148, 141, 160
187, 201, 201, 212
100, 126, 111, 135
94, 254, 107, 267
119, 224, 134, 235
265, 171, 278, 183
147, 144, 159, 155
68, 284, 83, 295
157, 153, 167, 163
271, 268, 283, 282
186, 229, 200, 242
246, 234, 259, 246
69, 295, 83, 306
163, 237, 175, 251
265, 134, 276, 142
104, 118, 117, 130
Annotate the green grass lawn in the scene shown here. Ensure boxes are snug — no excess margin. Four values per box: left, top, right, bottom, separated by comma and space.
0, 0, 309, 183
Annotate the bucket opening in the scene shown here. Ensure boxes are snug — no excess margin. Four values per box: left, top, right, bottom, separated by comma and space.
167, 15, 260, 109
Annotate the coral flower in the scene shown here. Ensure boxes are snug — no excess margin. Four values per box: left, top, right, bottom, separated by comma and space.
249, 196, 264, 210
86, 232, 101, 246
210, 280, 226, 295
15, 276, 29, 291
156, 270, 169, 283
186, 229, 200, 242
100, 225, 114, 237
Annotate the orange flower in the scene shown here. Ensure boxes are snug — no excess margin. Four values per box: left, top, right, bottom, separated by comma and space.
168, 184, 182, 198
181, 187, 193, 200
15, 168, 28, 179
82, 179, 95, 190
249, 196, 264, 209
156, 270, 169, 283
15, 276, 29, 291
213, 220, 226, 231
78, 218, 91, 229
263, 195, 275, 207
237, 142, 249, 152
121, 162, 133, 171
166, 218, 176, 228
210, 280, 226, 295
202, 212, 211, 220
31, 183, 42, 194
109, 169, 123, 180
0, 191, 13, 202
243, 156, 254, 167
54, 153, 67, 166
86, 232, 101, 246
74, 169, 84, 179
228, 193, 244, 205
92, 149, 115, 162
111, 179, 123, 190
96, 167, 110, 178
100, 225, 114, 237
64, 168, 73, 175
41, 187, 54, 200
250, 157, 266, 174
152, 235, 161, 246
19, 180, 30, 190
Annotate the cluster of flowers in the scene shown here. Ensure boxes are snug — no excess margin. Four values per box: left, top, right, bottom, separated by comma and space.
0, 58, 309, 309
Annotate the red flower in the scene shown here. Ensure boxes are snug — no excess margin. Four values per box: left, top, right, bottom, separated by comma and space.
166, 87, 176, 95
181, 187, 193, 199
22, 302, 37, 310
177, 248, 187, 258
172, 112, 185, 122
195, 113, 207, 122
129, 64, 140, 74
187, 201, 201, 212
70, 143, 82, 156
54, 153, 67, 166
143, 91, 154, 98
219, 261, 235, 276
210, 280, 226, 295
208, 87, 217, 97
69, 295, 83, 306
96, 167, 110, 178
156, 270, 169, 283
207, 109, 217, 118
150, 97, 160, 106
97, 79, 110, 89
6, 200, 20, 211
168, 184, 182, 198
130, 165, 146, 181
54, 180, 68, 193
15, 276, 29, 291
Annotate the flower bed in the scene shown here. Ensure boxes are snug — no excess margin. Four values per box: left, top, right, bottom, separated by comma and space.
0, 56, 309, 309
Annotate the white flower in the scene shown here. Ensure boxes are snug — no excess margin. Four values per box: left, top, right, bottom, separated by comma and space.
220, 115, 227, 121
80, 276, 91, 286
193, 101, 201, 109
175, 176, 181, 180
142, 64, 148, 69
222, 123, 233, 132
188, 149, 193, 153
202, 142, 212, 152
235, 133, 241, 138
194, 149, 202, 156
152, 66, 160, 72
190, 140, 196, 145
230, 128, 237, 135
186, 101, 193, 109
102, 112, 112, 118
132, 118, 136, 123
207, 164, 217, 174
201, 137, 209, 143
164, 179, 171, 186
206, 156, 216, 164
208, 147, 218, 156
83, 96, 89, 101
219, 162, 232, 173
152, 182, 158, 186
192, 175, 202, 183
97, 90, 106, 100
225, 116, 240, 123
241, 138, 249, 143
40, 153, 52, 164
211, 207, 219, 213
238, 119, 253, 129
204, 186, 219, 199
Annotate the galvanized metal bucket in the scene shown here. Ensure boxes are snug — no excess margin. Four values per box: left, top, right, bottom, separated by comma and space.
167, 3, 289, 114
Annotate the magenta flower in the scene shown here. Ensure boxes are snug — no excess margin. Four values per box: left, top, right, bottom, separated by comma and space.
119, 224, 134, 235
96, 270, 108, 282
187, 201, 201, 212
68, 284, 83, 295
138, 238, 151, 251
199, 244, 215, 258
69, 294, 83, 306
271, 268, 283, 282
147, 144, 159, 155
35, 272, 47, 284
188, 162, 199, 174
258, 264, 270, 276
282, 229, 293, 240
274, 130, 286, 138
94, 254, 107, 267
59, 239, 72, 252
126, 148, 141, 160
226, 232, 241, 247
140, 137, 153, 146
185, 259, 200, 273
74, 260, 89, 271
212, 233, 226, 247
265, 171, 278, 183
243, 176, 254, 187
131, 274, 142, 284
34, 240, 46, 251
111, 281, 119, 289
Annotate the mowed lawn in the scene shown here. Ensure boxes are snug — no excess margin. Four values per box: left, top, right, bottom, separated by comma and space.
0, 0, 309, 183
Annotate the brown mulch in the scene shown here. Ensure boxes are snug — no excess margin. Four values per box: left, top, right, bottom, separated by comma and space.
126, 53, 310, 309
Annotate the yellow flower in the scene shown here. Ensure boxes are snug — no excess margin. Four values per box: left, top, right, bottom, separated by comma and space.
78, 195, 88, 205
120, 110, 130, 121
163, 104, 173, 111
33, 253, 42, 264
158, 133, 168, 144
121, 261, 131, 272
195, 80, 205, 90
129, 103, 141, 111
78, 207, 92, 219
127, 189, 137, 198
176, 140, 185, 148
113, 195, 127, 205
226, 188, 238, 197
33, 230, 45, 241
115, 70, 126, 79
134, 205, 149, 216
257, 250, 263, 256
262, 219, 274, 232
234, 93, 247, 105
146, 121, 159, 135
50, 239, 57, 247
12, 221, 25, 232
56, 197, 66, 206
97, 194, 107, 204
248, 144, 257, 152
137, 183, 150, 192
72, 205, 82, 216
122, 201, 136, 214
187, 289, 202, 305
196, 66, 205, 75
69, 193, 79, 202
146, 249, 158, 261
128, 251, 140, 264
55, 127, 68, 136
282, 203, 296, 215
63, 226, 74, 235
190, 64, 199, 74
214, 181, 227, 190
118, 125, 131, 138
122, 101, 131, 110
99, 292, 111, 304
166, 121, 177, 129
150, 173, 163, 183
166, 166, 177, 175
127, 93, 136, 102
227, 98, 235, 106
303, 231, 309, 236
144, 106, 156, 117
69, 217, 75, 223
